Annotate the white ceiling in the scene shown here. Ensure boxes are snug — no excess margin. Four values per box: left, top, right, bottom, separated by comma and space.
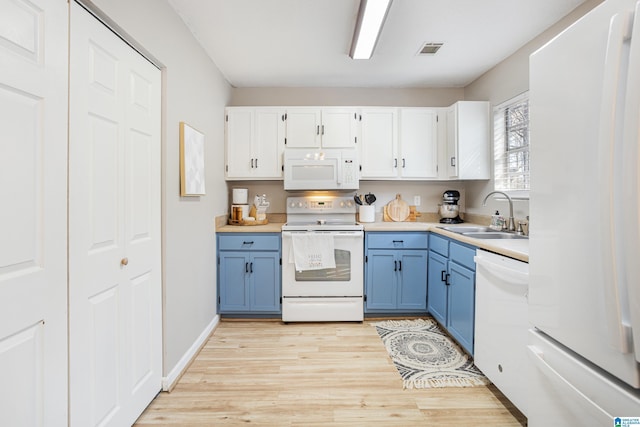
167, 0, 586, 88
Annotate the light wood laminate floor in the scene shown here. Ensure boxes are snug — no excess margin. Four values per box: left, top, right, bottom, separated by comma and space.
135, 320, 526, 426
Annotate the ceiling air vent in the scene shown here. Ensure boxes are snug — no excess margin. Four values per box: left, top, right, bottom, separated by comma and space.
418, 42, 443, 55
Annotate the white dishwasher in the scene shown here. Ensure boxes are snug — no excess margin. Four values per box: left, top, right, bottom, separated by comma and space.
474, 249, 529, 417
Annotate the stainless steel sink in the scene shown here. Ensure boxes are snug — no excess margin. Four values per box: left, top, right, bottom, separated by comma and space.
461, 231, 528, 240
438, 226, 528, 240
438, 226, 493, 233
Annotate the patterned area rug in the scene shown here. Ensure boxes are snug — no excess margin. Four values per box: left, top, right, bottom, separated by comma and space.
372, 318, 490, 389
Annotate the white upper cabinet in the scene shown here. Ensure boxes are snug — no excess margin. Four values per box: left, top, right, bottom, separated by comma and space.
225, 107, 285, 180
446, 101, 490, 180
285, 107, 358, 148
398, 108, 439, 179
320, 108, 359, 148
224, 102, 489, 181
360, 108, 398, 178
360, 107, 440, 180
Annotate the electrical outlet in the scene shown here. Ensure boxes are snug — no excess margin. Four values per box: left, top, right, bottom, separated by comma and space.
413, 195, 421, 206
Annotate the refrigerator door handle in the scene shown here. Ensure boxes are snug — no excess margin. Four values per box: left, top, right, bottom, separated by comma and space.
597, 9, 634, 354
622, 0, 640, 362
528, 345, 614, 423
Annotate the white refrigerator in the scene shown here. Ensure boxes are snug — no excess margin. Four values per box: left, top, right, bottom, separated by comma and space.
529, 0, 640, 425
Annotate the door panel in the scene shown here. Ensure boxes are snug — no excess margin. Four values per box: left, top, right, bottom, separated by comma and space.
286, 108, 320, 148
69, 3, 162, 426
360, 108, 397, 178
219, 252, 250, 311
250, 253, 280, 312
448, 262, 475, 354
397, 251, 428, 310
225, 108, 254, 177
427, 251, 447, 325
0, 0, 68, 425
254, 108, 284, 178
399, 109, 438, 178
366, 250, 397, 310
321, 108, 357, 148
0, 321, 44, 427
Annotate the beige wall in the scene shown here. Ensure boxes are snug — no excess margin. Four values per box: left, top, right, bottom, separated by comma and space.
463, 0, 603, 220
90, 0, 231, 376
231, 87, 464, 107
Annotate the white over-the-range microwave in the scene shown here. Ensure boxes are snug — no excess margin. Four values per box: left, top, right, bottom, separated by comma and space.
283, 148, 359, 190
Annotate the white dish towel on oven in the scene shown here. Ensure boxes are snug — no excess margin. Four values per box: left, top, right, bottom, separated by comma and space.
290, 233, 336, 271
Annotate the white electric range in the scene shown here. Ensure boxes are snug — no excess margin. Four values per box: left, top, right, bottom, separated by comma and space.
281, 195, 364, 322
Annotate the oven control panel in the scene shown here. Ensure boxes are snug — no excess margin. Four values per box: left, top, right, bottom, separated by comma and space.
286, 196, 356, 214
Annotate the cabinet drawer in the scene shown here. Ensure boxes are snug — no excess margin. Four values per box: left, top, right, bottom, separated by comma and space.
450, 241, 476, 271
429, 234, 449, 257
218, 234, 280, 251
366, 232, 428, 249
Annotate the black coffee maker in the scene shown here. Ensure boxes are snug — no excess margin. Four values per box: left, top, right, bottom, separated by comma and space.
439, 190, 463, 224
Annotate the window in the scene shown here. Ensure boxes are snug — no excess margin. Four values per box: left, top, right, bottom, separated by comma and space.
494, 92, 530, 193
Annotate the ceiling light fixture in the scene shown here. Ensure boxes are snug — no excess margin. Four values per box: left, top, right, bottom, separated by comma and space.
349, 0, 393, 60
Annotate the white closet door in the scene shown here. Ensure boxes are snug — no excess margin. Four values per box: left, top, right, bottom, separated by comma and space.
0, 0, 68, 426
69, 3, 162, 426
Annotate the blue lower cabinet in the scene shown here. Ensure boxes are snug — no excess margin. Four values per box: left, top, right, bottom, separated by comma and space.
365, 232, 428, 314
217, 233, 281, 314
366, 250, 398, 311
447, 259, 475, 354
427, 233, 476, 355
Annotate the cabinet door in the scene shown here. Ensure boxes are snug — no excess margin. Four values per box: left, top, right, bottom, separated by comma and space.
286, 108, 321, 148
399, 108, 439, 179
219, 252, 250, 312
446, 101, 490, 180
446, 105, 458, 178
321, 108, 358, 148
427, 250, 448, 325
456, 101, 489, 180
397, 250, 428, 311
254, 108, 285, 179
447, 261, 476, 355
249, 252, 281, 312
365, 250, 397, 310
360, 108, 398, 178
225, 108, 255, 178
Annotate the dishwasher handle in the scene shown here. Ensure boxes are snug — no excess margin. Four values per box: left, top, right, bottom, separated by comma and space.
474, 255, 528, 287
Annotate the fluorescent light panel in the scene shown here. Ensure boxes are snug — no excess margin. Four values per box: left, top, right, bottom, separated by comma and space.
350, 0, 392, 60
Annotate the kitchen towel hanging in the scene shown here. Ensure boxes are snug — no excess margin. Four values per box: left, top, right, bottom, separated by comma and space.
289, 233, 336, 271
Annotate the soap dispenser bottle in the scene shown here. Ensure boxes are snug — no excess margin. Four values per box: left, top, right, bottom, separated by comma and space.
490, 210, 501, 230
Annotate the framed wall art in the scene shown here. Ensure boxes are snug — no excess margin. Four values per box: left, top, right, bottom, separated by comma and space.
179, 121, 206, 196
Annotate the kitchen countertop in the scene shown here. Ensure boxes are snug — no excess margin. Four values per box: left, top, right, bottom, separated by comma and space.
360, 221, 528, 263
216, 222, 285, 233
216, 220, 529, 263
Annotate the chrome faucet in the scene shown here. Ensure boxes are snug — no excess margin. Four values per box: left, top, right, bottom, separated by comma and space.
482, 191, 516, 232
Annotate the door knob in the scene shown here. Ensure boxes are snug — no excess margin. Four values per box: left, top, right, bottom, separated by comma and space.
121, 257, 129, 266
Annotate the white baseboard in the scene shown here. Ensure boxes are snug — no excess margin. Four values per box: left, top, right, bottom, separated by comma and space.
161, 314, 219, 391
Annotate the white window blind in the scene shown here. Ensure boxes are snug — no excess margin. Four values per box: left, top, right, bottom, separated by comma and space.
494, 92, 530, 192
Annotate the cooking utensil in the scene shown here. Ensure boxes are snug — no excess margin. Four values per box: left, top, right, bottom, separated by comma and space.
364, 193, 376, 205
354, 194, 363, 205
